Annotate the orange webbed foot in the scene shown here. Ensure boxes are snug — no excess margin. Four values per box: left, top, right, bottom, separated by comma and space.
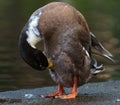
41, 84, 66, 98
41, 76, 78, 99
58, 76, 78, 99
58, 93, 77, 99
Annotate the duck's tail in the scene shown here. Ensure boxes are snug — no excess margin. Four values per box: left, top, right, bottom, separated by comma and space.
91, 58, 104, 75
90, 32, 114, 62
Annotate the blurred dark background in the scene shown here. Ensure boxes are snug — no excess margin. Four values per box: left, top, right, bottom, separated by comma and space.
0, 0, 119, 92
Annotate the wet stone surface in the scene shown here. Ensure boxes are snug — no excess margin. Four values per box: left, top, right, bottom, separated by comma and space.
0, 81, 119, 105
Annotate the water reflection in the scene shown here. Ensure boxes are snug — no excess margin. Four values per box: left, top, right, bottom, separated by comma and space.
0, 0, 119, 92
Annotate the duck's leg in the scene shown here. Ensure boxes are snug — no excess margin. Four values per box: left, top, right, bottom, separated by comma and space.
58, 76, 78, 99
41, 84, 66, 98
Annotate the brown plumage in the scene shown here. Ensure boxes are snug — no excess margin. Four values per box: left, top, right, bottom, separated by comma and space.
39, 2, 91, 87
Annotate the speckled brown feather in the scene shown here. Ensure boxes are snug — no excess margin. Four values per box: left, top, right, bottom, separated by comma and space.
38, 2, 91, 87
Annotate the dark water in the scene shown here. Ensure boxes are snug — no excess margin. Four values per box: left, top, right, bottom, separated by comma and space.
0, 0, 119, 92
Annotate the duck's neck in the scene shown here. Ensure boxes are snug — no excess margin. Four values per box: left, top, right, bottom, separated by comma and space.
19, 29, 34, 63
19, 27, 48, 70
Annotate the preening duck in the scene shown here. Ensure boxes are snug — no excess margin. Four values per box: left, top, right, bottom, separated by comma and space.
19, 2, 113, 99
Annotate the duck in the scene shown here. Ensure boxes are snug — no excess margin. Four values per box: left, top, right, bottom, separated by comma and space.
19, 2, 113, 99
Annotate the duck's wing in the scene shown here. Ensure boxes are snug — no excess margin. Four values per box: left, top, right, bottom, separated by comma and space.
90, 32, 114, 62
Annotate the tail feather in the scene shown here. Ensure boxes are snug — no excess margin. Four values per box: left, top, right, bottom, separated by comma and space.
91, 58, 105, 75
90, 32, 114, 62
